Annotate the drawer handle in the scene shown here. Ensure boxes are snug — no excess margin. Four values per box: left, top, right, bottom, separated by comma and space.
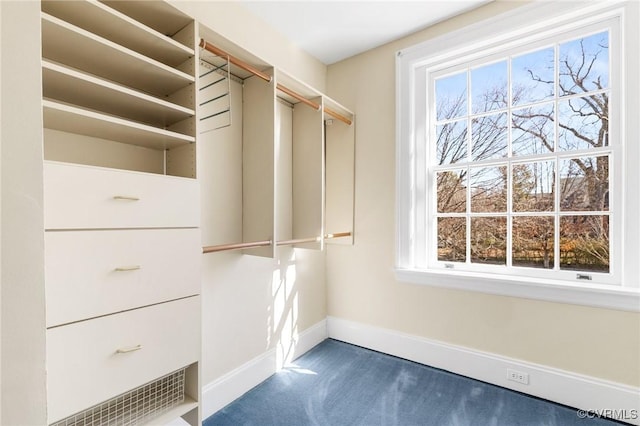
116, 344, 142, 354
114, 265, 141, 272
113, 195, 140, 201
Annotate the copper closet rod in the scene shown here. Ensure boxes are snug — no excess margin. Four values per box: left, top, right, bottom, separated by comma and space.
199, 39, 352, 126
202, 232, 351, 254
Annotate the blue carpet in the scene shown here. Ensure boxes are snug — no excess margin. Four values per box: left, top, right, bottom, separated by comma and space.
204, 339, 626, 426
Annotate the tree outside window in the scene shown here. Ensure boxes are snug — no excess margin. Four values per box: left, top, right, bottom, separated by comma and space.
433, 31, 610, 274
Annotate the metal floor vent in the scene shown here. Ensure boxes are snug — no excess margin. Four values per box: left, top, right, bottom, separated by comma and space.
50, 368, 186, 426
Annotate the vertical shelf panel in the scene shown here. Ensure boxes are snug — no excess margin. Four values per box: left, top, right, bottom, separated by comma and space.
276, 101, 294, 242
292, 97, 324, 250
242, 71, 276, 257
167, 144, 197, 178
325, 111, 356, 245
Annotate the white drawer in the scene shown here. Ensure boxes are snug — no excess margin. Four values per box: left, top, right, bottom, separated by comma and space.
44, 161, 199, 229
45, 228, 201, 327
46, 297, 200, 424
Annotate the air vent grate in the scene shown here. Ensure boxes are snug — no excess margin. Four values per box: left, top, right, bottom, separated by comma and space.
50, 368, 186, 426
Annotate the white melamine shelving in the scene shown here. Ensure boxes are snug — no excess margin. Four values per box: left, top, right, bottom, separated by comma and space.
41, 0, 193, 67
197, 37, 356, 256
41, 2, 201, 425
43, 100, 194, 150
41, 12, 194, 97
102, 1, 194, 39
42, 60, 193, 128
151, 398, 199, 426
324, 97, 355, 245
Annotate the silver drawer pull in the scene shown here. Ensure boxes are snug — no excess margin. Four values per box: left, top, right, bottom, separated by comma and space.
116, 344, 142, 354
114, 265, 141, 272
113, 195, 140, 201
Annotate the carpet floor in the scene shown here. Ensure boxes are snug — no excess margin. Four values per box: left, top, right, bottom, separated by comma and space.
204, 339, 626, 426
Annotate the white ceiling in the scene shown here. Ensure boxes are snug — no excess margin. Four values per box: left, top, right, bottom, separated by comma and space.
240, 1, 491, 65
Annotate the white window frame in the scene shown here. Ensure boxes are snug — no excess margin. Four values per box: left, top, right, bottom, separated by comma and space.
395, 1, 640, 312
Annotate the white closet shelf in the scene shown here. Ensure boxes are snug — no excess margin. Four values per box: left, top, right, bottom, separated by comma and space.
41, 13, 194, 98
43, 100, 195, 150
323, 97, 354, 123
41, 0, 194, 67
42, 61, 194, 128
102, 0, 194, 39
277, 70, 322, 105
146, 397, 198, 425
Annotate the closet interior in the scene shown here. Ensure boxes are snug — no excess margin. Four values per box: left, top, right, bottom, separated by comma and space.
198, 29, 356, 257
35, 0, 355, 424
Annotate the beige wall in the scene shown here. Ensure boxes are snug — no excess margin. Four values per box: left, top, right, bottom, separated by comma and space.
0, 1, 48, 423
325, 0, 640, 387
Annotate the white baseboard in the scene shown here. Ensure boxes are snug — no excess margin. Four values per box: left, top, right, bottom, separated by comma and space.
202, 319, 328, 419
327, 316, 640, 426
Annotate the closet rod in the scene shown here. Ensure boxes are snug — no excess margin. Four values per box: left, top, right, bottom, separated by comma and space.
276, 84, 320, 111
324, 107, 353, 126
325, 232, 352, 239
202, 240, 272, 253
200, 39, 272, 83
277, 232, 352, 246
202, 232, 351, 254
199, 38, 353, 126
276, 236, 320, 246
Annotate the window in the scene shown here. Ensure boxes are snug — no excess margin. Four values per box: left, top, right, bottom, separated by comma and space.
432, 27, 615, 283
396, 2, 640, 311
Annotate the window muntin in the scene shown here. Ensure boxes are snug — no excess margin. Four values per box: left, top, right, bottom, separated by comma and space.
428, 26, 615, 283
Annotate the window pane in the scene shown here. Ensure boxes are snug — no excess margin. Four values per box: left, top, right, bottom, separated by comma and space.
512, 103, 555, 156
513, 217, 554, 269
437, 170, 467, 213
560, 156, 609, 211
472, 61, 508, 113
559, 31, 609, 96
436, 120, 467, 165
512, 161, 555, 212
437, 217, 467, 262
471, 217, 507, 265
470, 166, 507, 212
560, 215, 609, 273
436, 72, 467, 121
512, 47, 555, 106
472, 112, 508, 161
558, 95, 609, 151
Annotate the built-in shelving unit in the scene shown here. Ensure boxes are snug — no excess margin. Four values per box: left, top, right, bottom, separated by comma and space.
42, 13, 194, 97
40, 1, 201, 425
41, 0, 194, 67
324, 98, 356, 245
42, 60, 194, 127
42, 100, 194, 150
198, 29, 355, 257
41, 0, 197, 178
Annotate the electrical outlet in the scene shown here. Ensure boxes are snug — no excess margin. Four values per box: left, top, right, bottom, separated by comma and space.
507, 368, 529, 385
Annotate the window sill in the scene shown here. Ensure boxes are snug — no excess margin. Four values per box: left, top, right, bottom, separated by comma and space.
395, 268, 640, 312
